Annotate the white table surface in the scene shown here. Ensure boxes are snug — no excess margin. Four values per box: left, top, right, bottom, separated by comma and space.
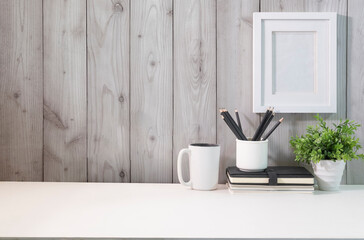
0, 182, 364, 239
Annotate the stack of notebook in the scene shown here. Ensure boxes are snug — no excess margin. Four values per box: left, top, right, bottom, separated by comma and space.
226, 166, 314, 192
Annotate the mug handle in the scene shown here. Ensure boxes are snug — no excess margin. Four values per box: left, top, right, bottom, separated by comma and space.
177, 148, 191, 187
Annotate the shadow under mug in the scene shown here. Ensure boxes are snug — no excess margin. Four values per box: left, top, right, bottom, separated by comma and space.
236, 139, 268, 172
177, 143, 220, 191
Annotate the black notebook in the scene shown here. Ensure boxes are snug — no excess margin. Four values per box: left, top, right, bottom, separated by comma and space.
227, 181, 314, 192
226, 166, 314, 185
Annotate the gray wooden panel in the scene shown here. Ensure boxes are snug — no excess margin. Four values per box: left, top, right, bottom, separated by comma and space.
347, 0, 364, 184
260, 0, 305, 11
0, 0, 43, 181
173, 0, 217, 183
130, 0, 173, 183
87, 0, 130, 182
216, 0, 260, 183
1, 0, 362, 183
306, 0, 348, 183
43, 0, 87, 181
260, 0, 347, 184
260, 0, 306, 168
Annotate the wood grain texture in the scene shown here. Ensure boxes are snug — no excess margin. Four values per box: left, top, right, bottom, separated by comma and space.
306, 0, 347, 184
260, 0, 347, 184
130, 0, 173, 183
0, 0, 43, 181
173, 0, 217, 183
43, 0, 87, 181
87, 0, 130, 182
260, 0, 305, 11
2, 0, 364, 184
347, 0, 364, 184
216, 0, 260, 183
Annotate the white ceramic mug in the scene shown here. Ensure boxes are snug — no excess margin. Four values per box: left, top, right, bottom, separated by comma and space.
177, 143, 220, 191
236, 139, 268, 172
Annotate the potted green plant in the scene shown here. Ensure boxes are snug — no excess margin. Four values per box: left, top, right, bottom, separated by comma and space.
290, 114, 364, 191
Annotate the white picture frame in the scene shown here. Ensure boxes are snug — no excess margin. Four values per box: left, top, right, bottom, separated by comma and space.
253, 12, 337, 113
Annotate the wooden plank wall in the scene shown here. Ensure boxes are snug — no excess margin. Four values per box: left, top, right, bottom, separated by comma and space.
0, 0, 363, 184
260, 0, 348, 183
0, 0, 43, 181
347, 0, 364, 184
173, 0, 216, 183
87, 0, 130, 182
131, 0, 173, 183
43, 0, 87, 181
217, 0, 260, 183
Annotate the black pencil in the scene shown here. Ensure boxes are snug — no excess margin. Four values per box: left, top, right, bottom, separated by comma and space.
235, 109, 242, 131
252, 107, 272, 141
221, 115, 242, 139
221, 109, 247, 140
256, 112, 275, 140
252, 107, 271, 140
224, 110, 247, 140
262, 118, 284, 140
220, 109, 240, 139
221, 110, 243, 140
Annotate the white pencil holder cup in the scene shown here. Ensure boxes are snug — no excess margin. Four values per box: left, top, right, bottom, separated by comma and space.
236, 139, 268, 172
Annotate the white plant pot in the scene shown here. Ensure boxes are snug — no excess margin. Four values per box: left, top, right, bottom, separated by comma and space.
312, 160, 346, 191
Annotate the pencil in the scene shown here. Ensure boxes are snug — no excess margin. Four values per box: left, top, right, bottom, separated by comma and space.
221, 115, 241, 140
235, 109, 242, 131
221, 109, 247, 140
252, 107, 271, 140
262, 118, 284, 140
224, 110, 247, 140
252, 107, 272, 141
220, 109, 240, 139
256, 112, 275, 140
221, 110, 242, 140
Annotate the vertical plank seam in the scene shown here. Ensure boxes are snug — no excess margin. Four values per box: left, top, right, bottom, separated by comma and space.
259, 0, 261, 12
171, 0, 175, 183
345, 0, 349, 121
86, 0, 89, 182
215, 0, 218, 145
129, 0, 132, 183
345, 0, 349, 184
42, 0, 45, 182
258, 0, 262, 127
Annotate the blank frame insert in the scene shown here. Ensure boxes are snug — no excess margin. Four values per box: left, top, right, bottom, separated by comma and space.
253, 13, 337, 113
272, 31, 315, 94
